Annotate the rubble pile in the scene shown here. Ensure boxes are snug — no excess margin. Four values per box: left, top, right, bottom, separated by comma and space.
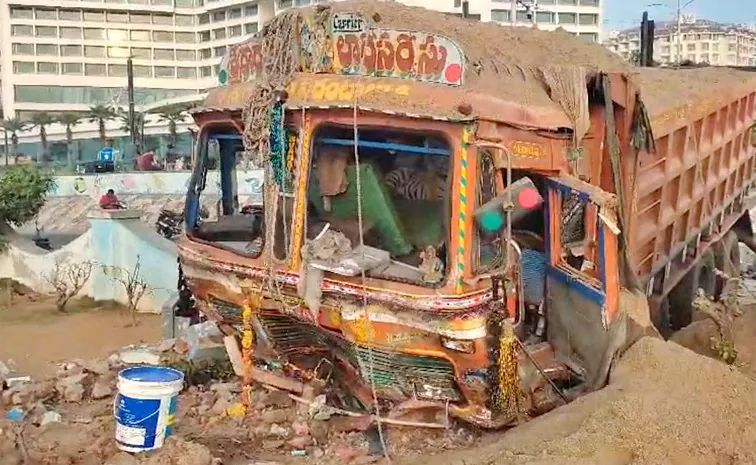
0, 330, 478, 465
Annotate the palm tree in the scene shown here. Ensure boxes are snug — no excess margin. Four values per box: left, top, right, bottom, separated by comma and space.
57, 113, 81, 169
87, 105, 117, 148
119, 111, 146, 153
29, 112, 56, 162
156, 106, 188, 147
1, 118, 28, 165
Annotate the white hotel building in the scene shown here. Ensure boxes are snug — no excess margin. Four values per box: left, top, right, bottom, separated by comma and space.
0, 0, 603, 161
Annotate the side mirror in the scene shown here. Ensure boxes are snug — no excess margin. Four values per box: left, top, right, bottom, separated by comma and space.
474, 177, 543, 233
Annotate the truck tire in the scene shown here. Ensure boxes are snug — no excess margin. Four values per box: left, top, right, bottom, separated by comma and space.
668, 259, 704, 331
714, 230, 741, 278
653, 296, 671, 338
697, 250, 717, 298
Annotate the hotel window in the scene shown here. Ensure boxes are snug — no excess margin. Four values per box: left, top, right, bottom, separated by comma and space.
36, 9, 57, 20
61, 45, 83, 56
63, 63, 83, 75
108, 64, 127, 77
37, 62, 59, 74
131, 47, 151, 59
83, 11, 105, 22
36, 26, 58, 38
36, 44, 59, 56
84, 46, 106, 57
11, 7, 33, 19
12, 44, 34, 55
177, 67, 197, 79
59, 10, 82, 21
130, 30, 150, 41
60, 27, 83, 39
13, 61, 35, 73
84, 28, 105, 40
155, 66, 176, 78
85, 64, 107, 76
133, 65, 152, 77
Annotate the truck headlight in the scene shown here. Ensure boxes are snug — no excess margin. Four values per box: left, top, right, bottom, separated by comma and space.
441, 337, 475, 354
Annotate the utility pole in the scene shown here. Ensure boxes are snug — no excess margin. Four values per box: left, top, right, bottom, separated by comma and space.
676, 0, 682, 63
511, 0, 517, 25
532, 0, 538, 27
127, 57, 136, 148
462, 0, 469, 18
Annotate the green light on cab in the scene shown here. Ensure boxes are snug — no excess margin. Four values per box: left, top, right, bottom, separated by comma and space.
480, 210, 504, 232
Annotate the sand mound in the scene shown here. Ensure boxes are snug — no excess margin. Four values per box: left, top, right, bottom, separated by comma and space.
414, 337, 756, 465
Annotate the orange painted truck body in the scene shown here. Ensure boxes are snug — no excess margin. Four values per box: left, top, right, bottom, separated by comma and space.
176, 3, 756, 427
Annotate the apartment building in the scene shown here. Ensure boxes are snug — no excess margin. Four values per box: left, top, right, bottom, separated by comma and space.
606, 19, 756, 67
0, 0, 602, 160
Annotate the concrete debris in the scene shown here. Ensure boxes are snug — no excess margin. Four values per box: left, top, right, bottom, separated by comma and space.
189, 337, 228, 364
140, 437, 214, 465
104, 452, 139, 465
156, 338, 177, 353
118, 349, 161, 365
91, 378, 113, 400
263, 439, 286, 450
186, 321, 222, 346
40, 410, 62, 427
287, 435, 313, 450
269, 424, 289, 438
83, 359, 111, 376
262, 409, 290, 425
55, 373, 89, 403
173, 339, 190, 355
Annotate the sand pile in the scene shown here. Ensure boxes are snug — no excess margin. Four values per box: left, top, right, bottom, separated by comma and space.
638, 67, 756, 120
415, 337, 756, 465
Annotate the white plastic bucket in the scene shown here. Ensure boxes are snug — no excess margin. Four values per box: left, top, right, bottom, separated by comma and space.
115, 366, 184, 453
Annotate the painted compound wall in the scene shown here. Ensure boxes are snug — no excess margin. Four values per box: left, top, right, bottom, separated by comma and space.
49, 170, 264, 204
0, 209, 180, 313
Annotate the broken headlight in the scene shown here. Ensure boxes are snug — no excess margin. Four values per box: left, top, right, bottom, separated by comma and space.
441, 337, 475, 354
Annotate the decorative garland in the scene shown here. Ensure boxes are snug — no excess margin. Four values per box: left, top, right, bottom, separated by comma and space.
269, 100, 286, 187
488, 314, 521, 419
240, 292, 262, 410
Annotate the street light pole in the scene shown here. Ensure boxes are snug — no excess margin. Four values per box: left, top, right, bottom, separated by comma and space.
676, 0, 682, 63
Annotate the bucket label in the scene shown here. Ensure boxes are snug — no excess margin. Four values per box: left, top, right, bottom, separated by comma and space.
116, 423, 146, 446
115, 394, 161, 449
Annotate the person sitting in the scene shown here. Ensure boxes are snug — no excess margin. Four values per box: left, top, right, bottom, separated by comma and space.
99, 189, 125, 210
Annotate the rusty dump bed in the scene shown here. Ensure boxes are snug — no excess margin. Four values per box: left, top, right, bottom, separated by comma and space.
629, 67, 756, 285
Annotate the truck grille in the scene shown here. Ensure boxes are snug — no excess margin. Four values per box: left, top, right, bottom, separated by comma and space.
257, 310, 461, 402
209, 298, 242, 322
352, 346, 461, 402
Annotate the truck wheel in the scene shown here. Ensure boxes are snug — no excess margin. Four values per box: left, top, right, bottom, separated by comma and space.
697, 250, 717, 298
668, 260, 703, 331
653, 296, 671, 338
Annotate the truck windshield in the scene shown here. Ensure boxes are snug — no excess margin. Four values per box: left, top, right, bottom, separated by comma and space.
307, 126, 451, 286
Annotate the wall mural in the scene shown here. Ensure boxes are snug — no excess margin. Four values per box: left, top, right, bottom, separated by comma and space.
217, 11, 465, 87
49, 171, 264, 204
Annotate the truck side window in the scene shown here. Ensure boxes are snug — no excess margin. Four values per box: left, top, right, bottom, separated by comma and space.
476, 150, 503, 271
558, 191, 599, 281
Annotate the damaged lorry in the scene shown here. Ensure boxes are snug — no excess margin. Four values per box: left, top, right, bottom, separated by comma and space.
176, 1, 756, 427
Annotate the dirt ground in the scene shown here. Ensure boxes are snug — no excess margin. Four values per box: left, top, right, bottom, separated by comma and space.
5, 288, 756, 465
0, 296, 161, 378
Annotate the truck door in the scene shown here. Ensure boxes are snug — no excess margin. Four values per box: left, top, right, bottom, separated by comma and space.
545, 177, 624, 389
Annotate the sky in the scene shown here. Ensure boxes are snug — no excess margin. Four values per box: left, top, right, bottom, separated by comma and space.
604, 0, 756, 31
